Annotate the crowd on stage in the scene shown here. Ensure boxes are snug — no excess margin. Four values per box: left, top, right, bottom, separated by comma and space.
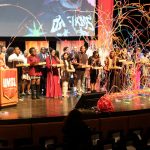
0, 44, 150, 100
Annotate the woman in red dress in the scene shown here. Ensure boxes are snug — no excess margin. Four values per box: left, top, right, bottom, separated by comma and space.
46, 49, 62, 98
28, 47, 42, 99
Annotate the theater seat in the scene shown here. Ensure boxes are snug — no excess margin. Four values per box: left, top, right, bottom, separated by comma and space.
84, 119, 100, 132
100, 116, 128, 139
99, 116, 128, 149
32, 122, 64, 148
0, 124, 32, 149
128, 113, 150, 149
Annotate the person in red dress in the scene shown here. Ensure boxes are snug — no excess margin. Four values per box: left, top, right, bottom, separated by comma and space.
28, 47, 42, 99
46, 48, 62, 98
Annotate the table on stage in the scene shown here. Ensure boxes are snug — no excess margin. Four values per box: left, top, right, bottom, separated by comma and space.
0, 68, 18, 107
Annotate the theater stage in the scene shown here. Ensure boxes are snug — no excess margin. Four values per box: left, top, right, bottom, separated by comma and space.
0, 89, 150, 123
0, 89, 150, 149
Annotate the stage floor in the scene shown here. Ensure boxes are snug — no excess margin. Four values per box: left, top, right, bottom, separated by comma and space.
0, 95, 79, 121
0, 89, 150, 122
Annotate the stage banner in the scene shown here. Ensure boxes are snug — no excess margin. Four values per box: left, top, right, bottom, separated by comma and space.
97, 0, 114, 50
0, 41, 6, 46
0, 69, 18, 107
56, 40, 84, 56
25, 41, 49, 54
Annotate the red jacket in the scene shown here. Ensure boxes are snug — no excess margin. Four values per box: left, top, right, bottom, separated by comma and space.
27, 55, 42, 76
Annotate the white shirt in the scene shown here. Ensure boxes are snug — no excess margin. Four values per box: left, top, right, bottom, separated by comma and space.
98, 48, 109, 66
8, 53, 24, 62
86, 47, 93, 58
22, 55, 28, 64
42, 53, 47, 60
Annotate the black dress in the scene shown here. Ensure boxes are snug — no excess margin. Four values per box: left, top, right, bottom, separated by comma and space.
88, 56, 101, 84
108, 57, 122, 92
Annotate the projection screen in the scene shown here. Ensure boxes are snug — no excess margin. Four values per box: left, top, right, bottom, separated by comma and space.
0, 0, 96, 37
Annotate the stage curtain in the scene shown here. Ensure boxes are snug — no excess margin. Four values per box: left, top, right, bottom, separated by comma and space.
0, 41, 6, 46
56, 40, 84, 56
97, 0, 114, 50
25, 41, 49, 53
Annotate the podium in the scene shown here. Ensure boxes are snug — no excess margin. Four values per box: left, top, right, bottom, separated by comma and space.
0, 68, 18, 107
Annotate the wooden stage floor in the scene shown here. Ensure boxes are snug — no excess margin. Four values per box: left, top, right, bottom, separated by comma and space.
0, 95, 79, 122
0, 90, 150, 123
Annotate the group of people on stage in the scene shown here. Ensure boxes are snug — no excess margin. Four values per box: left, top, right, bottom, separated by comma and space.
0, 44, 150, 100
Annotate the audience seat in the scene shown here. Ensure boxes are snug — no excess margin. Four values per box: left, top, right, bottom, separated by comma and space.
32, 122, 64, 148
0, 124, 32, 149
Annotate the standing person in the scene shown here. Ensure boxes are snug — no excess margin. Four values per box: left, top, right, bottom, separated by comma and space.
75, 46, 88, 95
28, 47, 42, 99
88, 51, 101, 92
132, 47, 142, 89
70, 46, 78, 61
118, 48, 130, 89
8, 47, 23, 67
5, 47, 14, 67
21, 50, 31, 96
0, 46, 6, 68
107, 51, 121, 92
114, 47, 121, 57
119, 48, 129, 60
38, 47, 48, 95
8, 47, 24, 99
46, 48, 61, 98
61, 52, 75, 97
0, 45, 7, 64
102, 57, 110, 91
70, 46, 79, 95
61, 47, 70, 61
140, 52, 150, 87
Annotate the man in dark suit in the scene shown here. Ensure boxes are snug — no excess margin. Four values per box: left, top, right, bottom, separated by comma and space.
38, 47, 48, 96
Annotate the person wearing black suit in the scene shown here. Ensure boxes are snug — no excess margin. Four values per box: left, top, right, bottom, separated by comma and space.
38, 47, 48, 95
